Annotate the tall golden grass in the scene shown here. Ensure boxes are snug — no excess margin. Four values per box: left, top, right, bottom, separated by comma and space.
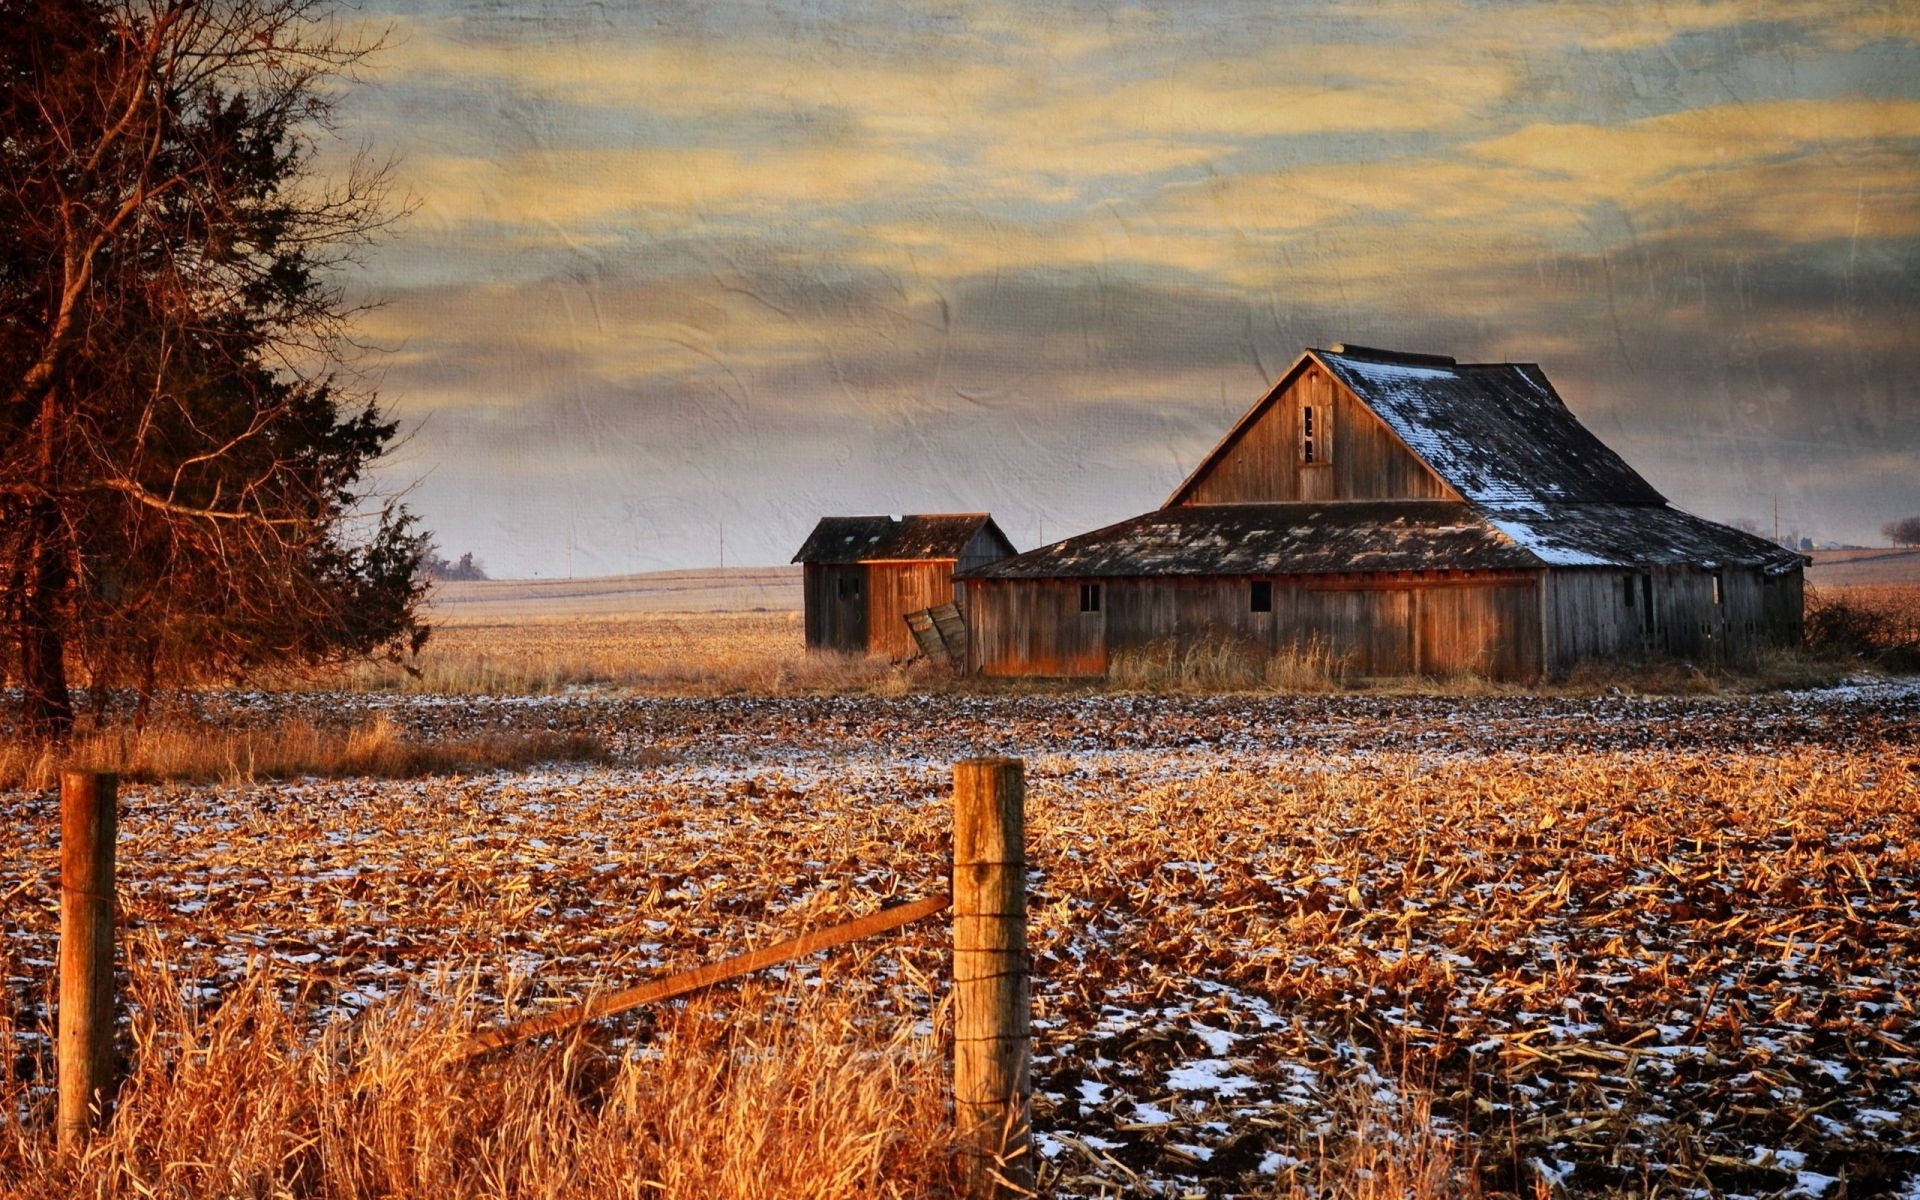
0, 944, 958, 1200
0, 945, 1490, 1200
0, 713, 609, 789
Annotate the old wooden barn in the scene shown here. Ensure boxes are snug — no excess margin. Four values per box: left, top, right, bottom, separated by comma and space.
793, 513, 1016, 657
957, 345, 1805, 680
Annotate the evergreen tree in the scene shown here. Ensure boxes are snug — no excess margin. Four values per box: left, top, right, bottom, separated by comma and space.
0, 0, 426, 739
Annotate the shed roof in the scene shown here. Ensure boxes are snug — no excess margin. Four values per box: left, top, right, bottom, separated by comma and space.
792, 513, 1002, 564
1312, 348, 1666, 505
961, 501, 1806, 580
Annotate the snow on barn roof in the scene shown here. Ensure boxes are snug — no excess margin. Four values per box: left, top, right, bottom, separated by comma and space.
961, 500, 1806, 579
792, 513, 1000, 564
961, 502, 1537, 578
1484, 503, 1806, 575
1312, 347, 1667, 505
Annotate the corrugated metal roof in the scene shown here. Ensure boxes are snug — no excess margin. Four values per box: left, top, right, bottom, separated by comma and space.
792, 514, 999, 564
1314, 349, 1667, 505
960, 502, 1538, 578
961, 501, 1808, 579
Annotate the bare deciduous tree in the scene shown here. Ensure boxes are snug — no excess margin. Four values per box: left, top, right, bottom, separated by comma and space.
1885, 517, 1920, 548
1, 0, 426, 740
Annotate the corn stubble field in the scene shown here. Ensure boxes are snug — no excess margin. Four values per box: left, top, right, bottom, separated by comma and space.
3, 594, 1919, 1199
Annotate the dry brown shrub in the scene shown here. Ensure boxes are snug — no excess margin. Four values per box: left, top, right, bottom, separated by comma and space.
0, 946, 957, 1200
0, 714, 609, 788
1805, 584, 1920, 670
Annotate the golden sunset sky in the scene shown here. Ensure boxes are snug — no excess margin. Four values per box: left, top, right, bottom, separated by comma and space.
339, 0, 1920, 575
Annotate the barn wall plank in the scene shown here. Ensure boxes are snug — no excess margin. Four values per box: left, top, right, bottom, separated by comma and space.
1178, 364, 1455, 505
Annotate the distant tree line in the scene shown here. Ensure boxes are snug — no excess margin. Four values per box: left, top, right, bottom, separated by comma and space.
420, 550, 489, 582
1885, 517, 1920, 548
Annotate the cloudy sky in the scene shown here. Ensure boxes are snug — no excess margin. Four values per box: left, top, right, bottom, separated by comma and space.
334, 0, 1920, 577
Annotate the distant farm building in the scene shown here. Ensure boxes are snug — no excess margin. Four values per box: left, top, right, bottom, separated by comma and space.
957, 345, 1805, 680
793, 514, 1016, 658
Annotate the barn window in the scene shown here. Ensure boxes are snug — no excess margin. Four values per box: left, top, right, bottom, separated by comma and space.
1300, 395, 1331, 466
1250, 580, 1273, 613
1621, 576, 1635, 608
1712, 574, 1723, 606
837, 574, 861, 600
1079, 583, 1101, 614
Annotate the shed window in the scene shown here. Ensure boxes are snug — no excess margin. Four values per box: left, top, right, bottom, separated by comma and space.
1079, 583, 1101, 614
1250, 580, 1273, 613
1712, 574, 1723, 606
836, 574, 861, 600
1621, 576, 1635, 608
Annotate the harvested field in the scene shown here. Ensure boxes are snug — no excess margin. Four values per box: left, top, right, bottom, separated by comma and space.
425, 566, 802, 618
295, 610, 927, 696
4, 681, 1917, 1197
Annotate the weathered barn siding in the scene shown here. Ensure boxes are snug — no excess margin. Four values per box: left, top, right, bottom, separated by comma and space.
954, 347, 1808, 681
1172, 363, 1456, 505
1543, 567, 1804, 671
796, 514, 1017, 658
966, 578, 1108, 676
803, 563, 869, 652
957, 527, 1012, 574
863, 561, 958, 659
969, 572, 1544, 679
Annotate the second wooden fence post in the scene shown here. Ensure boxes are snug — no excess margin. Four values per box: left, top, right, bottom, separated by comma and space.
58, 769, 118, 1154
952, 757, 1032, 1199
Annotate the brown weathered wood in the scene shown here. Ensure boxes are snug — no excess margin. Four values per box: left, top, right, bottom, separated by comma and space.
458, 892, 950, 1059
952, 758, 1032, 1200
1169, 357, 1457, 506
906, 608, 948, 663
58, 770, 117, 1154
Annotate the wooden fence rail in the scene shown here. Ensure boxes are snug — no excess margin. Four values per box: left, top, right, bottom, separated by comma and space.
458, 892, 951, 1059
53, 758, 1034, 1198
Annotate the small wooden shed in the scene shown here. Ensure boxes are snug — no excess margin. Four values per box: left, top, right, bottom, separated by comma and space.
793, 514, 1016, 658
958, 345, 1806, 680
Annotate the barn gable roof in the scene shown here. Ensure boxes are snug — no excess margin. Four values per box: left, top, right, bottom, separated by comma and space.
1316, 348, 1665, 505
1165, 347, 1666, 507
792, 513, 1010, 564
960, 500, 1804, 579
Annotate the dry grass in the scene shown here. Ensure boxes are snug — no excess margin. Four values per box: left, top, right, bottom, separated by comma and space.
0, 944, 957, 1200
234, 587, 1920, 703
0, 714, 610, 789
284, 611, 929, 697
1806, 583, 1920, 671
6, 724, 1911, 1195
1110, 636, 1354, 692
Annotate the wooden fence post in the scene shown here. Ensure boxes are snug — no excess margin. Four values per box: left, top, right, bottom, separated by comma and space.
58, 770, 117, 1154
952, 757, 1032, 1199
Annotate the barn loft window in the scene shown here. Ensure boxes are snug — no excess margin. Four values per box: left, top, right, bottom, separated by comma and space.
1079, 583, 1102, 614
1300, 388, 1331, 466
1250, 580, 1273, 613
